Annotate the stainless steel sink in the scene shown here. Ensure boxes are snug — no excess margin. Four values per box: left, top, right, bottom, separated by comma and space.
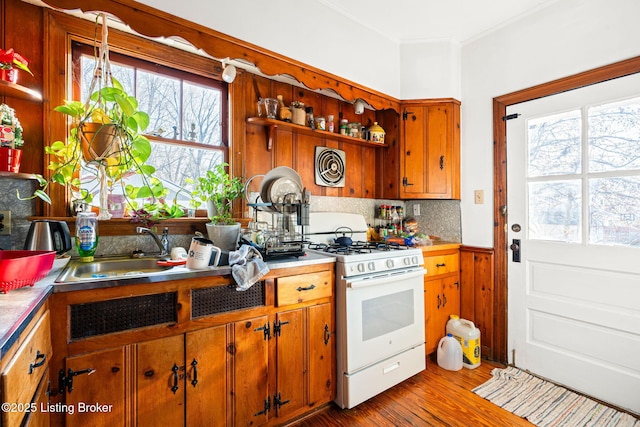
56, 256, 174, 282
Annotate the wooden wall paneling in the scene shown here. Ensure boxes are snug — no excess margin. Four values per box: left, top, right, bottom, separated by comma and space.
3, 1, 44, 175
459, 246, 495, 361
274, 127, 294, 169
459, 249, 475, 322
294, 133, 325, 194
362, 146, 376, 198
376, 109, 400, 199
341, 143, 364, 198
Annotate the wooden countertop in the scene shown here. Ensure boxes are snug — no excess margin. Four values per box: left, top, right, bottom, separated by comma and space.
419, 241, 461, 252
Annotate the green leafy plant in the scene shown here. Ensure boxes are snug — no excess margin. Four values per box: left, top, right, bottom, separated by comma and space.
191, 162, 243, 225
23, 77, 183, 221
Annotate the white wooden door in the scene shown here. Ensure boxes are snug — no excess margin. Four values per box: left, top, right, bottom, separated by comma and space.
507, 73, 640, 415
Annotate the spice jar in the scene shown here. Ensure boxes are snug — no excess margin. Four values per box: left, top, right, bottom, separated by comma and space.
316, 116, 326, 131
305, 107, 315, 129
327, 115, 335, 132
339, 119, 348, 135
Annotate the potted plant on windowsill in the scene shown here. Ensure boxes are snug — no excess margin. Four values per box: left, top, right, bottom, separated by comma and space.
191, 162, 244, 252
24, 77, 184, 224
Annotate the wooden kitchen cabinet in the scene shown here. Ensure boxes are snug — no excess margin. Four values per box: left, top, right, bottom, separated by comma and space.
47, 262, 335, 427
62, 325, 228, 427
64, 347, 126, 427
1, 308, 52, 427
233, 273, 334, 426
423, 249, 461, 354
400, 99, 460, 199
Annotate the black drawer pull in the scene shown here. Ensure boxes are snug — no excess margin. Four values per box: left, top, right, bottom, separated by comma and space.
29, 350, 46, 374
436, 263, 446, 267
297, 284, 316, 292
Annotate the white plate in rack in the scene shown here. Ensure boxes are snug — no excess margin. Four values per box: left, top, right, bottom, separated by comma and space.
259, 166, 303, 210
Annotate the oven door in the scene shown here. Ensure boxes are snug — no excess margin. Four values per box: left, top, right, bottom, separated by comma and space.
342, 267, 425, 373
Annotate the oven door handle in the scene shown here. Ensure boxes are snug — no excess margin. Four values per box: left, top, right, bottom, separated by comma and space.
345, 268, 426, 289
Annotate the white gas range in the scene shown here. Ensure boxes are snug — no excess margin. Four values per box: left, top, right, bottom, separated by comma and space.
306, 213, 426, 409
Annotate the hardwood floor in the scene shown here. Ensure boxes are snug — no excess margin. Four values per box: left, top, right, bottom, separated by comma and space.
295, 356, 534, 427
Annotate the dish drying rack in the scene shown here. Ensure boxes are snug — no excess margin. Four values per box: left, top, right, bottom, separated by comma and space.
246, 198, 310, 260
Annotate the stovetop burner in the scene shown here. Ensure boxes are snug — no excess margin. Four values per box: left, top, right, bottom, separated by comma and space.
308, 240, 410, 255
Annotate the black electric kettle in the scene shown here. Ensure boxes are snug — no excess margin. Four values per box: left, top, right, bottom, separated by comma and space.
24, 220, 72, 255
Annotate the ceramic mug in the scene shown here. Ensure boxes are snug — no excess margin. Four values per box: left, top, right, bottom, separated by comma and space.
186, 237, 221, 269
170, 247, 188, 260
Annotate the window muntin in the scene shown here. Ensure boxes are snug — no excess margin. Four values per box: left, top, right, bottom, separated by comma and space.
526, 96, 640, 247
74, 43, 227, 207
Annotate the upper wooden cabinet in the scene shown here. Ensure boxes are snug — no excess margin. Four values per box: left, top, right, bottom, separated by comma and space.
400, 100, 461, 199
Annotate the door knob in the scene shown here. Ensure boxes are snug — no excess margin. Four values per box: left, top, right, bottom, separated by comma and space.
510, 239, 521, 263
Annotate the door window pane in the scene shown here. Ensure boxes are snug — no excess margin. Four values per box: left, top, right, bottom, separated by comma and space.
528, 180, 581, 242
528, 110, 582, 177
588, 97, 640, 173
590, 177, 640, 247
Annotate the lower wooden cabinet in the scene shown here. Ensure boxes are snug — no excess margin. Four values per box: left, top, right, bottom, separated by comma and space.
423, 248, 461, 355
232, 303, 334, 426
49, 264, 335, 427
1, 308, 52, 427
64, 347, 125, 427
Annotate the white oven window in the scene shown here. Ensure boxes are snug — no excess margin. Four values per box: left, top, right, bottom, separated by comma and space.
362, 289, 414, 341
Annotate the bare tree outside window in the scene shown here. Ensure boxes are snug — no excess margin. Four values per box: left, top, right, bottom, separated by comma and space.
79, 52, 225, 207
526, 96, 640, 247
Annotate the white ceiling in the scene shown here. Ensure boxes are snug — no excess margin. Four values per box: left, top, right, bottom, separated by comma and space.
316, 0, 561, 44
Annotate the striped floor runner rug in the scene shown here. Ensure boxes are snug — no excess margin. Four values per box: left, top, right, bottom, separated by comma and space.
472, 366, 640, 427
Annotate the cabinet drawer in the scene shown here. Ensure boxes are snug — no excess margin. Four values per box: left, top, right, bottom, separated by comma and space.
424, 253, 459, 277
2, 310, 52, 427
276, 270, 333, 306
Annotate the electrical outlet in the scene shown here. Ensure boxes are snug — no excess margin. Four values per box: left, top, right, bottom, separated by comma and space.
0, 210, 11, 235
474, 190, 485, 204
413, 204, 420, 216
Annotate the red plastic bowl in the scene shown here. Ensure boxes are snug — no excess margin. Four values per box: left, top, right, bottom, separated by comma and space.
0, 250, 56, 293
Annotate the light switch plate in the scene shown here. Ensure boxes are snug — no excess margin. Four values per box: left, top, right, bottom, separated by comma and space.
474, 190, 485, 204
413, 204, 420, 216
0, 210, 11, 235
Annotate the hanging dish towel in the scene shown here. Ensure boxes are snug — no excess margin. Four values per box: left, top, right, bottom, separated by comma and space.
229, 244, 270, 291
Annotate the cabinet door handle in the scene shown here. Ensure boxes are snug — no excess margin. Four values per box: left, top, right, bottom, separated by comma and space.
440, 155, 445, 170
171, 364, 179, 394
437, 294, 441, 309
190, 358, 198, 387
443, 293, 447, 307
323, 324, 331, 346
29, 350, 46, 374
296, 284, 316, 292
436, 263, 446, 268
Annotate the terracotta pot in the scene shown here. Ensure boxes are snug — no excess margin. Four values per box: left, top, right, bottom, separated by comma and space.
0, 147, 22, 172
80, 122, 121, 162
0, 68, 18, 84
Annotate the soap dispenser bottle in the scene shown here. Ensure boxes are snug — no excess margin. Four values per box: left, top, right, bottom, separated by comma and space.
76, 212, 98, 262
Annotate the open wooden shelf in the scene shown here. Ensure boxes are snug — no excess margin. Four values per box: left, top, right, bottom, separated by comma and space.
0, 170, 39, 180
0, 80, 42, 102
247, 117, 387, 151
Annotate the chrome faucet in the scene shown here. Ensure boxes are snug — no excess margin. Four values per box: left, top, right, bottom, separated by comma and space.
136, 226, 169, 257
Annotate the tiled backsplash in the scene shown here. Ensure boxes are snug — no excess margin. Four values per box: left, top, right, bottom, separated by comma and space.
0, 176, 461, 255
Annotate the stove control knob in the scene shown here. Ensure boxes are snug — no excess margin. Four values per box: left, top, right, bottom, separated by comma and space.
357, 263, 365, 273
403, 257, 411, 266
386, 259, 395, 269
368, 262, 376, 271
412, 256, 420, 265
